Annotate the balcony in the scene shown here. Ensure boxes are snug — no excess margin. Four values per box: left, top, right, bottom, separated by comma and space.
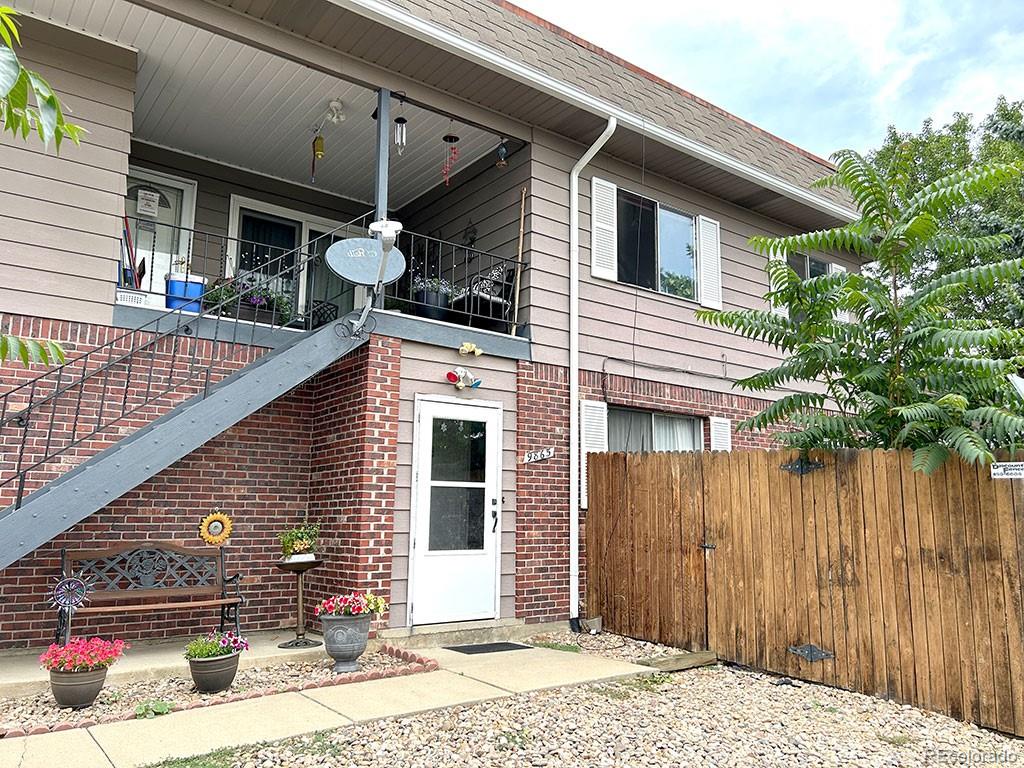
118, 217, 524, 336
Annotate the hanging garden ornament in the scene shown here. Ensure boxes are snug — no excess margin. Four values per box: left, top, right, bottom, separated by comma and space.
394, 116, 408, 156
442, 131, 460, 186
495, 139, 509, 169
199, 510, 234, 546
311, 132, 325, 183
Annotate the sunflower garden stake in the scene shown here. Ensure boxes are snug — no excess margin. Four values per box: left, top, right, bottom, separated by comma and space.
199, 510, 233, 546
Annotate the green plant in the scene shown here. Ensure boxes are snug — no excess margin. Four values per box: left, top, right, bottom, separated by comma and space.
698, 148, 1024, 473
278, 522, 319, 557
135, 699, 173, 719
1, 6, 81, 367
877, 732, 915, 747
530, 640, 581, 653
411, 275, 453, 295
495, 728, 530, 752
202, 275, 295, 325
184, 631, 249, 660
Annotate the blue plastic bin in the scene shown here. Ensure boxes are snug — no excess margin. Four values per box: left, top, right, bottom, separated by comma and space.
165, 273, 206, 312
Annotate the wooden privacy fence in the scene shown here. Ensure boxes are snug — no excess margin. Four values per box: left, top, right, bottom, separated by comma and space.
586, 449, 1024, 736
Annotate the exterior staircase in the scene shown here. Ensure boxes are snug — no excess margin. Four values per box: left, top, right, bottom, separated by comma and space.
0, 215, 372, 571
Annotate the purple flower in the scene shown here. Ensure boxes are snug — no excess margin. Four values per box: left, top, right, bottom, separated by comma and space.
219, 637, 229, 647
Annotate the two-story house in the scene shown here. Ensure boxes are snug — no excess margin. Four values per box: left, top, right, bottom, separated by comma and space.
0, 0, 858, 648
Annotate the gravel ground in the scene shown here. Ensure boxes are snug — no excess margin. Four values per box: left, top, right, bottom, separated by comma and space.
0, 653, 405, 731
150, 665, 1022, 768
527, 629, 684, 661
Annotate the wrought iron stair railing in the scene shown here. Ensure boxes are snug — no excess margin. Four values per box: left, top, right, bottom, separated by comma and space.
0, 212, 373, 511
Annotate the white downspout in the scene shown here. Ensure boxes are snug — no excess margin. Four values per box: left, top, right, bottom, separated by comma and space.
569, 116, 617, 626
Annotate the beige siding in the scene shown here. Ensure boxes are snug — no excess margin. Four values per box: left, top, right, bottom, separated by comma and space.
389, 341, 517, 627
396, 143, 529, 260
524, 130, 859, 397
0, 18, 135, 325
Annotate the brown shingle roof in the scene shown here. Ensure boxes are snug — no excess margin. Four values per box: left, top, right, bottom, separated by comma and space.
381, 0, 851, 209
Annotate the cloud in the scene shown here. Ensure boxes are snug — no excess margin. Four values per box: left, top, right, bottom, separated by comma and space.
509, 0, 1023, 156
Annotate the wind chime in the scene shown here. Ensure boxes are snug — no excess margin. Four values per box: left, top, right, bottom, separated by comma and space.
394, 96, 408, 156
442, 121, 460, 186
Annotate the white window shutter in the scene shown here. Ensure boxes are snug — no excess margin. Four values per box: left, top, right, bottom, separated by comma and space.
697, 215, 723, 310
709, 417, 732, 452
579, 399, 608, 509
829, 262, 850, 322
590, 177, 618, 281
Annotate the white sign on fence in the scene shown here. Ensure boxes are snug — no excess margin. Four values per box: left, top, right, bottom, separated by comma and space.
991, 462, 1024, 480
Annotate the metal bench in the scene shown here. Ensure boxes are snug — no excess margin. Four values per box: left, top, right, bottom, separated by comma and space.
57, 541, 243, 642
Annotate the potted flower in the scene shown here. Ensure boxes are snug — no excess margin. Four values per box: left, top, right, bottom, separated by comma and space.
314, 592, 388, 673
278, 522, 319, 562
411, 275, 452, 321
202, 275, 295, 326
39, 637, 128, 709
183, 630, 249, 693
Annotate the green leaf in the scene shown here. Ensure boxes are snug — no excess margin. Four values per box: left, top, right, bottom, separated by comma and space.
912, 443, 950, 474
0, 44, 20, 97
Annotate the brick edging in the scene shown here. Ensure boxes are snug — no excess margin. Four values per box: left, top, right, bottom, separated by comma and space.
0, 645, 438, 739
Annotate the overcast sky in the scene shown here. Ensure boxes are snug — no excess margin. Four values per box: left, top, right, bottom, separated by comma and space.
511, 0, 1024, 159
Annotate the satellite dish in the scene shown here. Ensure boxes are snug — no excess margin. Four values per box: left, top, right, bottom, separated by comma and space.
324, 237, 406, 287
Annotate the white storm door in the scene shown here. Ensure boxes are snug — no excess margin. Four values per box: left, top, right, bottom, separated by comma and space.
410, 399, 501, 625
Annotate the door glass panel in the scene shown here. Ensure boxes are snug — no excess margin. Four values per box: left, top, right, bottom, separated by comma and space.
428, 486, 485, 551
307, 229, 354, 320
125, 177, 186, 291
238, 211, 300, 301
430, 419, 486, 482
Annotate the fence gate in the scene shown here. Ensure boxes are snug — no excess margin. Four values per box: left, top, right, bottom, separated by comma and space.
585, 448, 1024, 737
585, 452, 707, 650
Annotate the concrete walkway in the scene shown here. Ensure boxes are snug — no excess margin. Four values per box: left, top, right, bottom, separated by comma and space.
0, 645, 652, 768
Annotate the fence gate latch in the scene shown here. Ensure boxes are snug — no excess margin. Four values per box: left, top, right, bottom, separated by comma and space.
781, 456, 824, 476
699, 542, 716, 551
788, 643, 834, 662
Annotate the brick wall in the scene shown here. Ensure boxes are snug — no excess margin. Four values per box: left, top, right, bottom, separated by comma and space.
304, 335, 402, 627
580, 369, 778, 450
0, 391, 313, 648
0, 316, 403, 649
515, 361, 571, 623
515, 362, 778, 625
0, 313, 268, 508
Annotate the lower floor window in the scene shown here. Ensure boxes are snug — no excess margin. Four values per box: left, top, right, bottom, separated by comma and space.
607, 407, 702, 452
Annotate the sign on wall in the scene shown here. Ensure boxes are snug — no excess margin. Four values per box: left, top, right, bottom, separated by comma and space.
522, 447, 555, 464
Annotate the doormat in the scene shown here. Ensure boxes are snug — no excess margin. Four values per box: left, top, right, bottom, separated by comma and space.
444, 642, 531, 654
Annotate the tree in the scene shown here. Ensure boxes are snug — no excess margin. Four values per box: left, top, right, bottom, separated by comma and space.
1, 6, 83, 366
697, 148, 1024, 473
869, 99, 1024, 326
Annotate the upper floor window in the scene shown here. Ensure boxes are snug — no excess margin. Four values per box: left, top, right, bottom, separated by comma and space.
615, 190, 697, 301
788, 252, 829, 280
591, 177, 722, 310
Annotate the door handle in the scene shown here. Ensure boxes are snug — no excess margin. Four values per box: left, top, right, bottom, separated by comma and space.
491, 504, 498, 533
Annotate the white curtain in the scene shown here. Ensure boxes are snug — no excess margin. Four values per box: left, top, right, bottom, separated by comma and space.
609, 409, 698, 452
608, 408, 653, 452
653, 414, 699, 451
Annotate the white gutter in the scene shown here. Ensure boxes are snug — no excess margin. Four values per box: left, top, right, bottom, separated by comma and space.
330, 0, 857, 223
568, 117, 617, 623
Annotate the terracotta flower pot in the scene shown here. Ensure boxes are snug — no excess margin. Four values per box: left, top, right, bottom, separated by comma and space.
188, 652, 240, 693
49, 667, 107, 709
320, 614, 371, 673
